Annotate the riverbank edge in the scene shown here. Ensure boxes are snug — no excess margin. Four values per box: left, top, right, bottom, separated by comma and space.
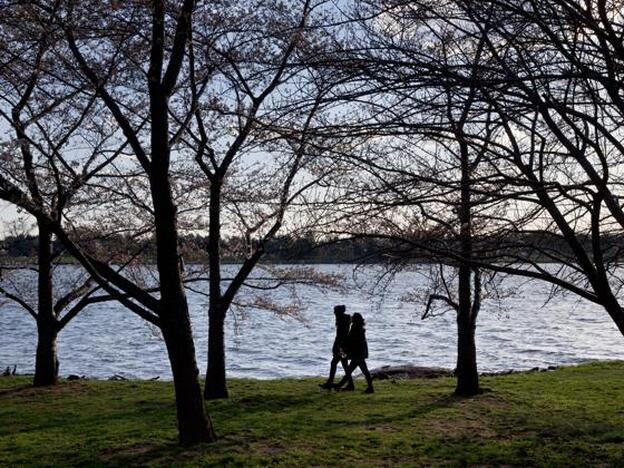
1, 359, 608, 382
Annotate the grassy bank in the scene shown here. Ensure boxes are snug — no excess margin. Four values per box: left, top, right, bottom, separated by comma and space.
2, 362, 624, 466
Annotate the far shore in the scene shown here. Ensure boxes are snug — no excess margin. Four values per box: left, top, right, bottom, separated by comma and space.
1, 257, 611, 266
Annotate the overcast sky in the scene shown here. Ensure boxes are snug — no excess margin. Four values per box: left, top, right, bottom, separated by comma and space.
0, 201, 23, 237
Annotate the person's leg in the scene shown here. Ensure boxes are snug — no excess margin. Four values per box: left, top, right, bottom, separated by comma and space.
320, 355, 340, 389
328, 355, 339, 382
359, 359, 374, 393
334, 359, 359, 389
340, 357, 354, 389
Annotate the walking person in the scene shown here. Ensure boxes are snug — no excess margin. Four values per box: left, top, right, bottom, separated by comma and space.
319, 305, 354, 390
333, 312, 374, 394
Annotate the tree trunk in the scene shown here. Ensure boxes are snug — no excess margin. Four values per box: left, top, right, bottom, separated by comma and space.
161, 316, 216, 445
33, 220, 59, 387
34, 321, 59, 386
149, 78, 215, 444
455, 137, 480, 396
600, 292, 624, 336
152, 188, 216, 444
455, 295, 479, 396
204, 178, 228, 400
455, 259, 479, 396
204, 307, 228, 399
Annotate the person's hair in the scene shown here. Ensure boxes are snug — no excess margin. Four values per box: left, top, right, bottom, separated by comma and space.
352, 312, 365, 328
334, 304, 346, 314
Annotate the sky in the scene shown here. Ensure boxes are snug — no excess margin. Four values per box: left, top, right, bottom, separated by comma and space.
0, 201, 23, 237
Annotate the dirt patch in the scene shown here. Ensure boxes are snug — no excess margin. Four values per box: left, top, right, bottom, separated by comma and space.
100, 442, 159, 462
0, 385, 31, 398
367, 423, 401, 433
423, 394, 509, 439
425, 415, 499, 439
0, 381, 89, 400
254, 444, 286, 457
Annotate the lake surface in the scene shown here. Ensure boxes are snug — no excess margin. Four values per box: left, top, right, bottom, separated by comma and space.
1, 264, 623, 379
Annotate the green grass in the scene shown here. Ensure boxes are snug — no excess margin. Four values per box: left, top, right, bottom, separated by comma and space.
2, 362, 624, 466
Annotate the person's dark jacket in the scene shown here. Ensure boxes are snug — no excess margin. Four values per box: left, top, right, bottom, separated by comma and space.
346, 325, 368, 359
332, 313, 351, 355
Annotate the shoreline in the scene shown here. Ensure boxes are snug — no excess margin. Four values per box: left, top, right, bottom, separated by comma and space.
3, 360, 611, 383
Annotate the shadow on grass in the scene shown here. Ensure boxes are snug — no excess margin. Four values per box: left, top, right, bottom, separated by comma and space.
97, 391, 464, 466
1, 378, 496, 466
355, 393, 466, 428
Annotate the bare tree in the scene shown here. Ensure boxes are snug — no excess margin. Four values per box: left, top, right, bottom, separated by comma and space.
339, 0, 624, 351
0, 0, 216, 445
184, 0, 343, 399
438, 0, 624, 335
0, 1, 128, 387
299, 0, 523, 395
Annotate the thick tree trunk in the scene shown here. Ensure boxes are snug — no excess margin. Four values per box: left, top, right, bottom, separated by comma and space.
34, 322, 59, 386
149, 80, 215, 445
161, 316, 216, 445
152, 195, 216, 444
33, 220, 59, 387
455, 295, 479, 396
455, 260, 479, 396
455, 138, 480, 396
205, 307, 228, 399
152, 194, 215, 444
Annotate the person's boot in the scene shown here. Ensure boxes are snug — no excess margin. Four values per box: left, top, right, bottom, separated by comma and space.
319, 381, 333, 390
364, 386, 374, 394
343, 382, 355, 391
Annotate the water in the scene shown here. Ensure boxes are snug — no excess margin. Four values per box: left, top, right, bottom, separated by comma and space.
1, 264, 623, 379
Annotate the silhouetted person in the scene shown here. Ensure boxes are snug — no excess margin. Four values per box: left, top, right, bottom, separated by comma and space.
319, 305, 354, 390
334, 312, 374, 394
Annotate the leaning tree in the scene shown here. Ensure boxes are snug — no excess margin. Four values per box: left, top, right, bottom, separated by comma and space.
0, 0, 217, 445
436, 0, 624, 336
348, 0, 624, 346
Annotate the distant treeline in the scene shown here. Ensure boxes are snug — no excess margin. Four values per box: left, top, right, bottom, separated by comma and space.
0, 233, 384, 263
2, 231, 623, 264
